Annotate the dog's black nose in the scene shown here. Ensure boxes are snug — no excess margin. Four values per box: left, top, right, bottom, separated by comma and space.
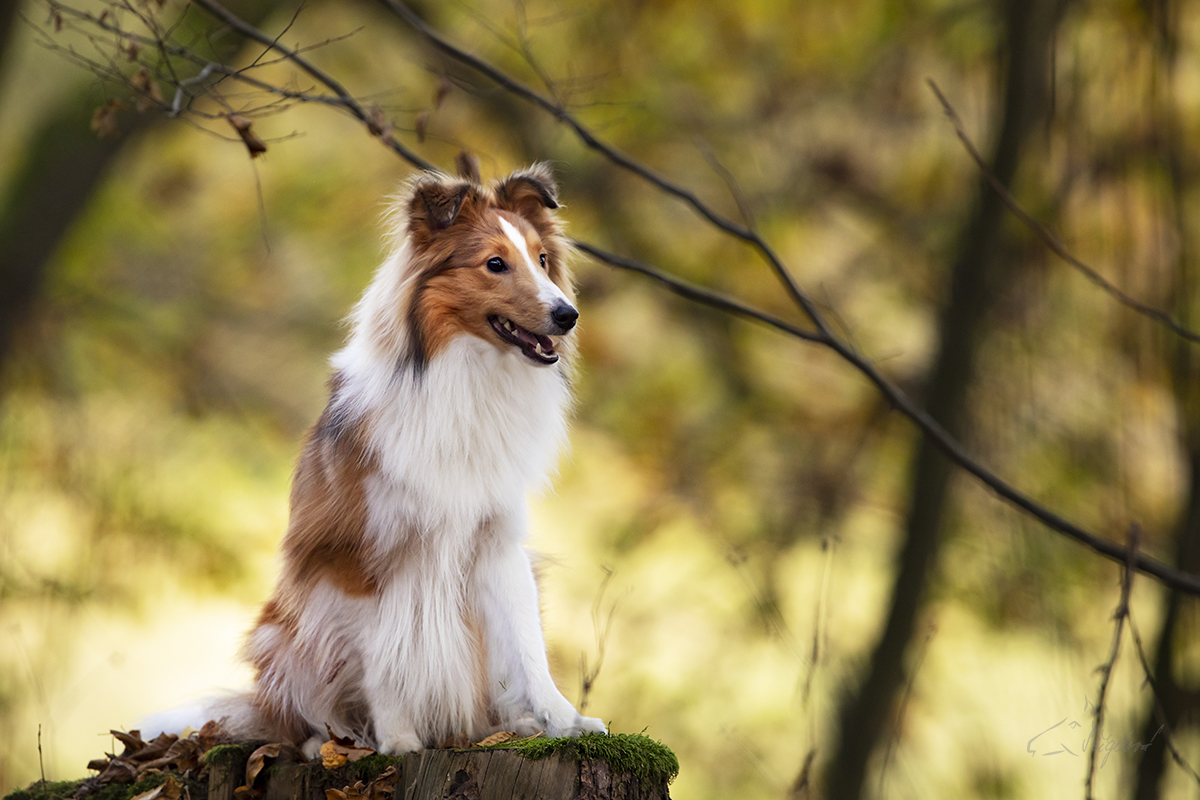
551, 303, 578, 331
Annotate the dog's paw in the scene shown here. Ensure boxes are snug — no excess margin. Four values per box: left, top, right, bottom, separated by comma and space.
510, 712, 543, 738
378, 732, 422, 755
552, 713, 607, 738
301, 736, 325, 762
526, 705, 607, 739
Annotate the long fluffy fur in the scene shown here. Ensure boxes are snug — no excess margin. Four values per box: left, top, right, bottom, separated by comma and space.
143, 164, 604, 756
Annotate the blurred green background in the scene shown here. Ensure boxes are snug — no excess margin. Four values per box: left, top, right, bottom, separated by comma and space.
1, 0, 1199, 798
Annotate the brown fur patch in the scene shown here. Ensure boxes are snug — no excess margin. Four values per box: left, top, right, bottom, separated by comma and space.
249, 375, 378, 661
282, 397, 378, 598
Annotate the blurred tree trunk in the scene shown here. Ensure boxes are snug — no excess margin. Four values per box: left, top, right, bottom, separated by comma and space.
1132, 5, 1200, 796
821, 1, 1066, 798
0, 96, 145, 376
0, 0, 288, 385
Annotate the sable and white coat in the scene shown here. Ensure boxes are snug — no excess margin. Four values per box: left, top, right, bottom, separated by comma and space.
147, 164, 604, 756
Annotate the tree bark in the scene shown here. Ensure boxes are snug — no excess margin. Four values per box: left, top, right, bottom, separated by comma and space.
822, 1, 1066, 798
203, 746, 671, 800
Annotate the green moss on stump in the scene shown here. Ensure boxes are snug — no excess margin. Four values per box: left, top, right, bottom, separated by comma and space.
201, 742, 258, 769
475, 733, 679, 784
3, 773, 206, 800
2, 780, 80, 800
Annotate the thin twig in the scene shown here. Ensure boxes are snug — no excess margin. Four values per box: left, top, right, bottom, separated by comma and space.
1127, 612, 1200, 786
927, 79, 1200, 345
695, 136, 756, 229
190, 0, 435, 170
801, 536, 835, 705
877, 624, 936, 800
579, 566, 620, 713
1085, 523, 1139, 799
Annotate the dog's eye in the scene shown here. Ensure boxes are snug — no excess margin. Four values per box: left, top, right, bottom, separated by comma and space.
486, 257, 507, 273
539, 254, 547, 270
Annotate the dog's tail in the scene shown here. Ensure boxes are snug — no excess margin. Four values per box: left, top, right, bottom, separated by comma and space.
138, 693, 276, 740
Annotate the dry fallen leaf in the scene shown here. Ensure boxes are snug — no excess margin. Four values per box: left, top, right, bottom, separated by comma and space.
91, 101, 127, 139
198, 719, 224, 751
112, 730, 147, 755
434, 75, 453, 109
245, 743, 282, 787
326, 766, 399, 800
141, 736, 204, 774
130, 776, 181, 800
368, 765, 400, 799
472, 731, 517, 747
366, 105, 393, 140
227, 115, 268, 159
96, 758, 139, 785
319, 739, 374, 770
136, 733, 179, 764
130, 68, 164, 113
320, 728, 375, 769
414, 110, 430, 144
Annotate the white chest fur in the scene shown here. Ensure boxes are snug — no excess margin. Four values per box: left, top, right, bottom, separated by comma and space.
335, 333, 571, 556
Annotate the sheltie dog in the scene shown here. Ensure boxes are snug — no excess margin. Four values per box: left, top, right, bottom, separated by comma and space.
145, 161, 605, 757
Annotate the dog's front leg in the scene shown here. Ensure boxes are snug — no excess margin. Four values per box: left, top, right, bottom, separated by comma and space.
474, 511, 607, 739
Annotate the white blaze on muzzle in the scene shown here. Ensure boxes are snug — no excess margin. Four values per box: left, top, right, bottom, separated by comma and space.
497, 215, 570, 313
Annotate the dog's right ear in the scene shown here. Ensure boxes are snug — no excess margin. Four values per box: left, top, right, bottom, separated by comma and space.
408, 176, 473, 233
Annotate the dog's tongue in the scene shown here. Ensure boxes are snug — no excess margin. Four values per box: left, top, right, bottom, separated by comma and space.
515, 326, 555, 355
515, 327, 539, 349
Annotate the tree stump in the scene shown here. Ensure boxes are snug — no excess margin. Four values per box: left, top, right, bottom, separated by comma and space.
203, 736, 675, 800
3, 734, 675, 800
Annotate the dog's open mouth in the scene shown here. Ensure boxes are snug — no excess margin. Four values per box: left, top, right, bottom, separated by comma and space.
489, 315, 559, 364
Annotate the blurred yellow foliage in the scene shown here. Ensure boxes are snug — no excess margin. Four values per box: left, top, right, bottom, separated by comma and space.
1, 1, 1199, 799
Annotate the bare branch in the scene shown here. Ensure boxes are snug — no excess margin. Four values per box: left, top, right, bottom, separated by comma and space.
1085, 524, 1139, 799
695, 136, 756, 230
1127, 613, 1200, 787
927, 79, 1200, 346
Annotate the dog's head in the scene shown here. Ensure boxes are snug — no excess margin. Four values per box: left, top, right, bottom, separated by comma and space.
400, 162, 576, 369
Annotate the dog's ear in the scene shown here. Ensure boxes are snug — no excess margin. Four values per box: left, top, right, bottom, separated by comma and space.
496, 163, 559, 219
408, 176, 473, 232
